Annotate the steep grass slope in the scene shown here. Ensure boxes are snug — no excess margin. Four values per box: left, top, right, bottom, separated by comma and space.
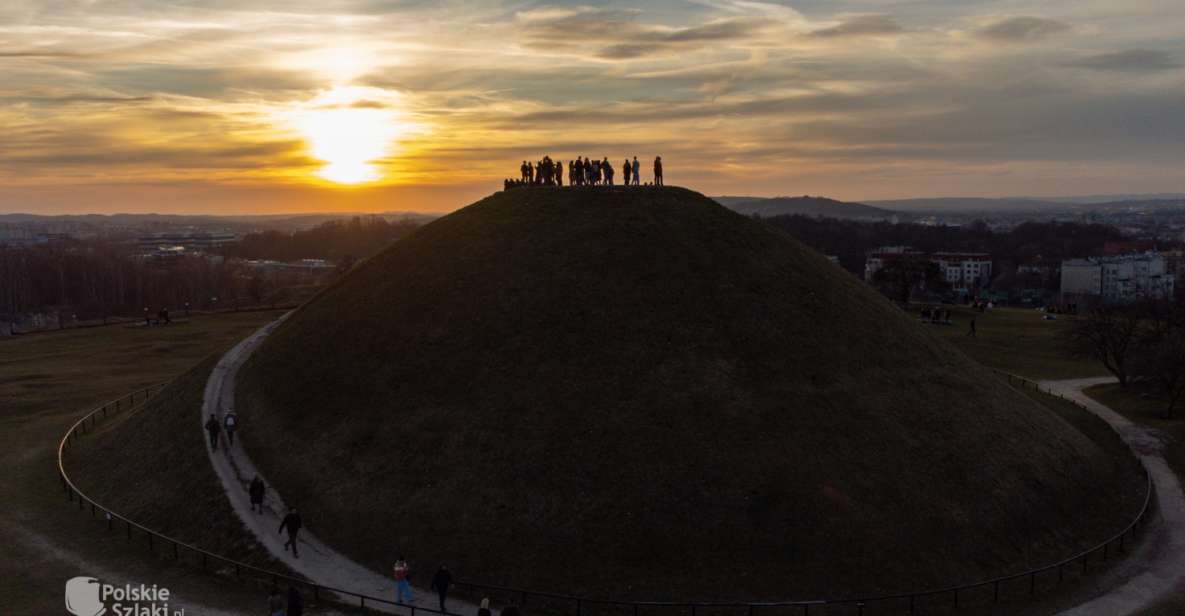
237, 186, 1143, 600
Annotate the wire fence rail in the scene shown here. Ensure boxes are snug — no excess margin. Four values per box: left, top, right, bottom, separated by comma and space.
58, 375, 1154, 615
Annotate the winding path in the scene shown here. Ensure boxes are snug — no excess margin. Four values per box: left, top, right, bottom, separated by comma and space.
1046, 377, 1185, 615
202, 316, 474, 615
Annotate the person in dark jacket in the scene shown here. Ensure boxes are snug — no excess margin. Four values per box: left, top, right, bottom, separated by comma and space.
249, 475, 266, 513
430, 565, 453, 612
477, 598, 492, 616
286, 586, 304, 616
278, 507, 302, 557
204, 414, 221, 450
267, 587, 284, 616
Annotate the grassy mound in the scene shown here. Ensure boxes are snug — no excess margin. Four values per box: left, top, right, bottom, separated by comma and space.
236, 186, 1144, 600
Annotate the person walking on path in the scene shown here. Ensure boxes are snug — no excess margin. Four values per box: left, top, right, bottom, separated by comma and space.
966, 317, 977, 337
267, 587, 285, 616
204, 414, 221, 450
431, 565, 453, 613
631, 157, 640, 185
249, 475, 266, 513
393, 557, 414, 604
286, 586, 304, 616
477, 598, 492, 616
279, 506, 302, 558
222, 409, 238, 446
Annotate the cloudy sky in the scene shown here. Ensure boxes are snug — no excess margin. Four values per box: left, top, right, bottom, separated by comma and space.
1, 0, 1182, 213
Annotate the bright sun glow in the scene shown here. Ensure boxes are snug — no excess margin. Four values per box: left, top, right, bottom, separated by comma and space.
289, 86, 408, 185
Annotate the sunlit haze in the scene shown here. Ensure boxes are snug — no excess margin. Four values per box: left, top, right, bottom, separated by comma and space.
1, 1, 1182, 213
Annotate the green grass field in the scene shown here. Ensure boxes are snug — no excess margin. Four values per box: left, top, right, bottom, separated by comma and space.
0, 311, 289, 615
922, 305, 1107, 380
1086, 382, 1185, 483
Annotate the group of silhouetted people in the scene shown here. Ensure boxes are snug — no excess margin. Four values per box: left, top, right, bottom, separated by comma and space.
266, 575, 521, 616
144, 307, 171, 326
505, 155, 663, 190
204, 410, 238, 451
267, 586, 303, 616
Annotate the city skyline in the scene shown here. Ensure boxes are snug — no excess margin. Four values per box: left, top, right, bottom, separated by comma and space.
2, 0, 1183, 214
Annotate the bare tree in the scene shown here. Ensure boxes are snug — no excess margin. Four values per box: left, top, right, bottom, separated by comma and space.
871, 259, 950, 305
1068, 305, 1142, 387
1135, 300, 1185, 418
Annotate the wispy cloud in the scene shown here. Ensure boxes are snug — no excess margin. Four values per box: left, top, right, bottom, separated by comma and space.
1065, 49, 1180, 71
973, 16, 1071, 42
809, 15, 904, 38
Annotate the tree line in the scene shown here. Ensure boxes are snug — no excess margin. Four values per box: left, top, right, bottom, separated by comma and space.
0, 216, 422, 326
1070, 299, 1185, 418
223, 216, 421, 263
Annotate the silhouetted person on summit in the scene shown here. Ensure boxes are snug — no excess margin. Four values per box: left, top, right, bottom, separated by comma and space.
653, 156, 663, 186
622, 158, 632, 186
556, 159, 563, 186
204, 414, 221, 450
631, 157, 640, 185
279, 506, 302, 557
249, 475, 266, 513
602, 157, 614, 185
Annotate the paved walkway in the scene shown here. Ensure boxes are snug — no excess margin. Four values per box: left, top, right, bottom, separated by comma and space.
1045, 377, 1185, 616
202, 316, 474, 615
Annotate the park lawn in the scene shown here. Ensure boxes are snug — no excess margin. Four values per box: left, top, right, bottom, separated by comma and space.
1085, 382, 1185, 486
0, 310, 293, 615
0, 311, 286, 417
924, 305, 1108, 381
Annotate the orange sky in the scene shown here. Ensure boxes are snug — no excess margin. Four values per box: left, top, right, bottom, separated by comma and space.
1, 1, 1182, 214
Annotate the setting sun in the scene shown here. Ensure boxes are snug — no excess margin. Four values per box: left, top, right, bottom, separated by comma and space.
290, 86, 408, 185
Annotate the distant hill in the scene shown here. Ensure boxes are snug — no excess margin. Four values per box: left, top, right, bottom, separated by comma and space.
237, 185, 1142, 601
868, 195, 1185, 213
1034, 193, 1185, 205
0, 211, 437, 233
715, 195, 898, 220
866, 197, 1063, 213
